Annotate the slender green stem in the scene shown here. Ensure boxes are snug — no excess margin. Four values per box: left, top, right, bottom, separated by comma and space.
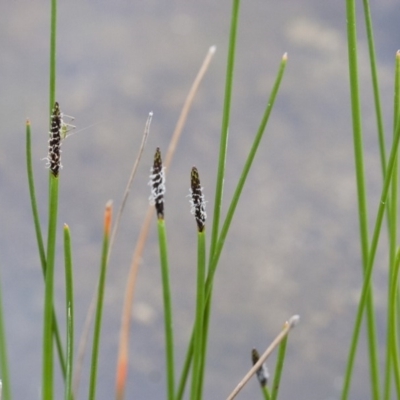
209, 0, 241, 264
362, 0, 387, 175
26, 121, 47, 274
261, 386, 271, 400
63, 225, 74, 400
26, 120, 66, 379
157, 219, 175, 400
389, 249, 400, 397
42, 175, 59, 400
190, 232, 206, 400
0, 271, 12, 400
88, 204, 112, 400
341, 108, 400, 400
384, 50, 400, 400
344, 1, 380, 398
176, 54, 287, 400
176, 336, 194, 400
270, 336, 288, 400
206, 54, 287, 293
49, 0, 57, 113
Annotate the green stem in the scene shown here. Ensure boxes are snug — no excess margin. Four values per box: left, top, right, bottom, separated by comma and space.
389, 249, 400, 397
208, 0, 241, 264
261, 386, 271, 400
157, 219, 175, 400
362, 0, 387, 174
0, 271, 12, 400
270, 336, 288, 400
176, 54, 287, 400
88, 205, 111, 400
42, 175, 59, 400
343, 1, 380, 399
63, 225, 74, 400
190, 232, 206, 400
26, 120, 67, 380
384, 50, 400, 400
176, 336, 193, 400
49, 0, 57, 113
341, 106, 400, 400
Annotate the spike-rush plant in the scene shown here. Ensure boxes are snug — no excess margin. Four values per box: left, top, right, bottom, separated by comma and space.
0, 0, 306, 399
1, 0, 400, 399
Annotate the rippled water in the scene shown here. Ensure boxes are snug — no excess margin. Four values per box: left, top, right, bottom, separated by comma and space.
1, 1, 399, 399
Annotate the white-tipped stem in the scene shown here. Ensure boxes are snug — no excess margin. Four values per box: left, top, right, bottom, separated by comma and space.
226, 315, 300, 400
109, 111, 153, 254
72, 112, 152, 398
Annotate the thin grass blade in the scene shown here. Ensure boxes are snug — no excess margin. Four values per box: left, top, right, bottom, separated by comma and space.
63, 225, 74, 400
88, 202, 112, 400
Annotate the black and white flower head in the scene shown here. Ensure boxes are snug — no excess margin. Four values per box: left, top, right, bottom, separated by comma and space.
149, 147, 166, 219
189, 167, 207, 232
47, 102, 62, 177
251, 348, 269, 387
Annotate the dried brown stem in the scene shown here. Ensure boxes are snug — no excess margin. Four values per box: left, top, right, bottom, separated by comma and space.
226, 315, 300, 400
115, 45, 216, 400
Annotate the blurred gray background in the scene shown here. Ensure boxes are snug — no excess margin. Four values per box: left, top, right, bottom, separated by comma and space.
1, 0, 399, 399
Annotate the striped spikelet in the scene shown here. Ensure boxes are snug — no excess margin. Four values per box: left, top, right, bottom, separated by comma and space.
189, 167, 206, 232
149, 147, 166, 219
47, 102, 62, 177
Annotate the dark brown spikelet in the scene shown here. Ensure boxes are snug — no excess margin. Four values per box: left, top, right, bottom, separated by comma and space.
190, 167, 206, 232
251, 348, 269, 387
149, 147, 165, 219
48, 102, 62, 177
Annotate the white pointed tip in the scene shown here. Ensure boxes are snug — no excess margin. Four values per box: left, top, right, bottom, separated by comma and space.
209, 45, 217, 54
282, 52, 288, 61
288, 314, 300, 328
149, 111, 154, 117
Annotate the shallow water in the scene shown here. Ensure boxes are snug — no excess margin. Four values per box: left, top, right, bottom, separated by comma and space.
0, 1, 398, 399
